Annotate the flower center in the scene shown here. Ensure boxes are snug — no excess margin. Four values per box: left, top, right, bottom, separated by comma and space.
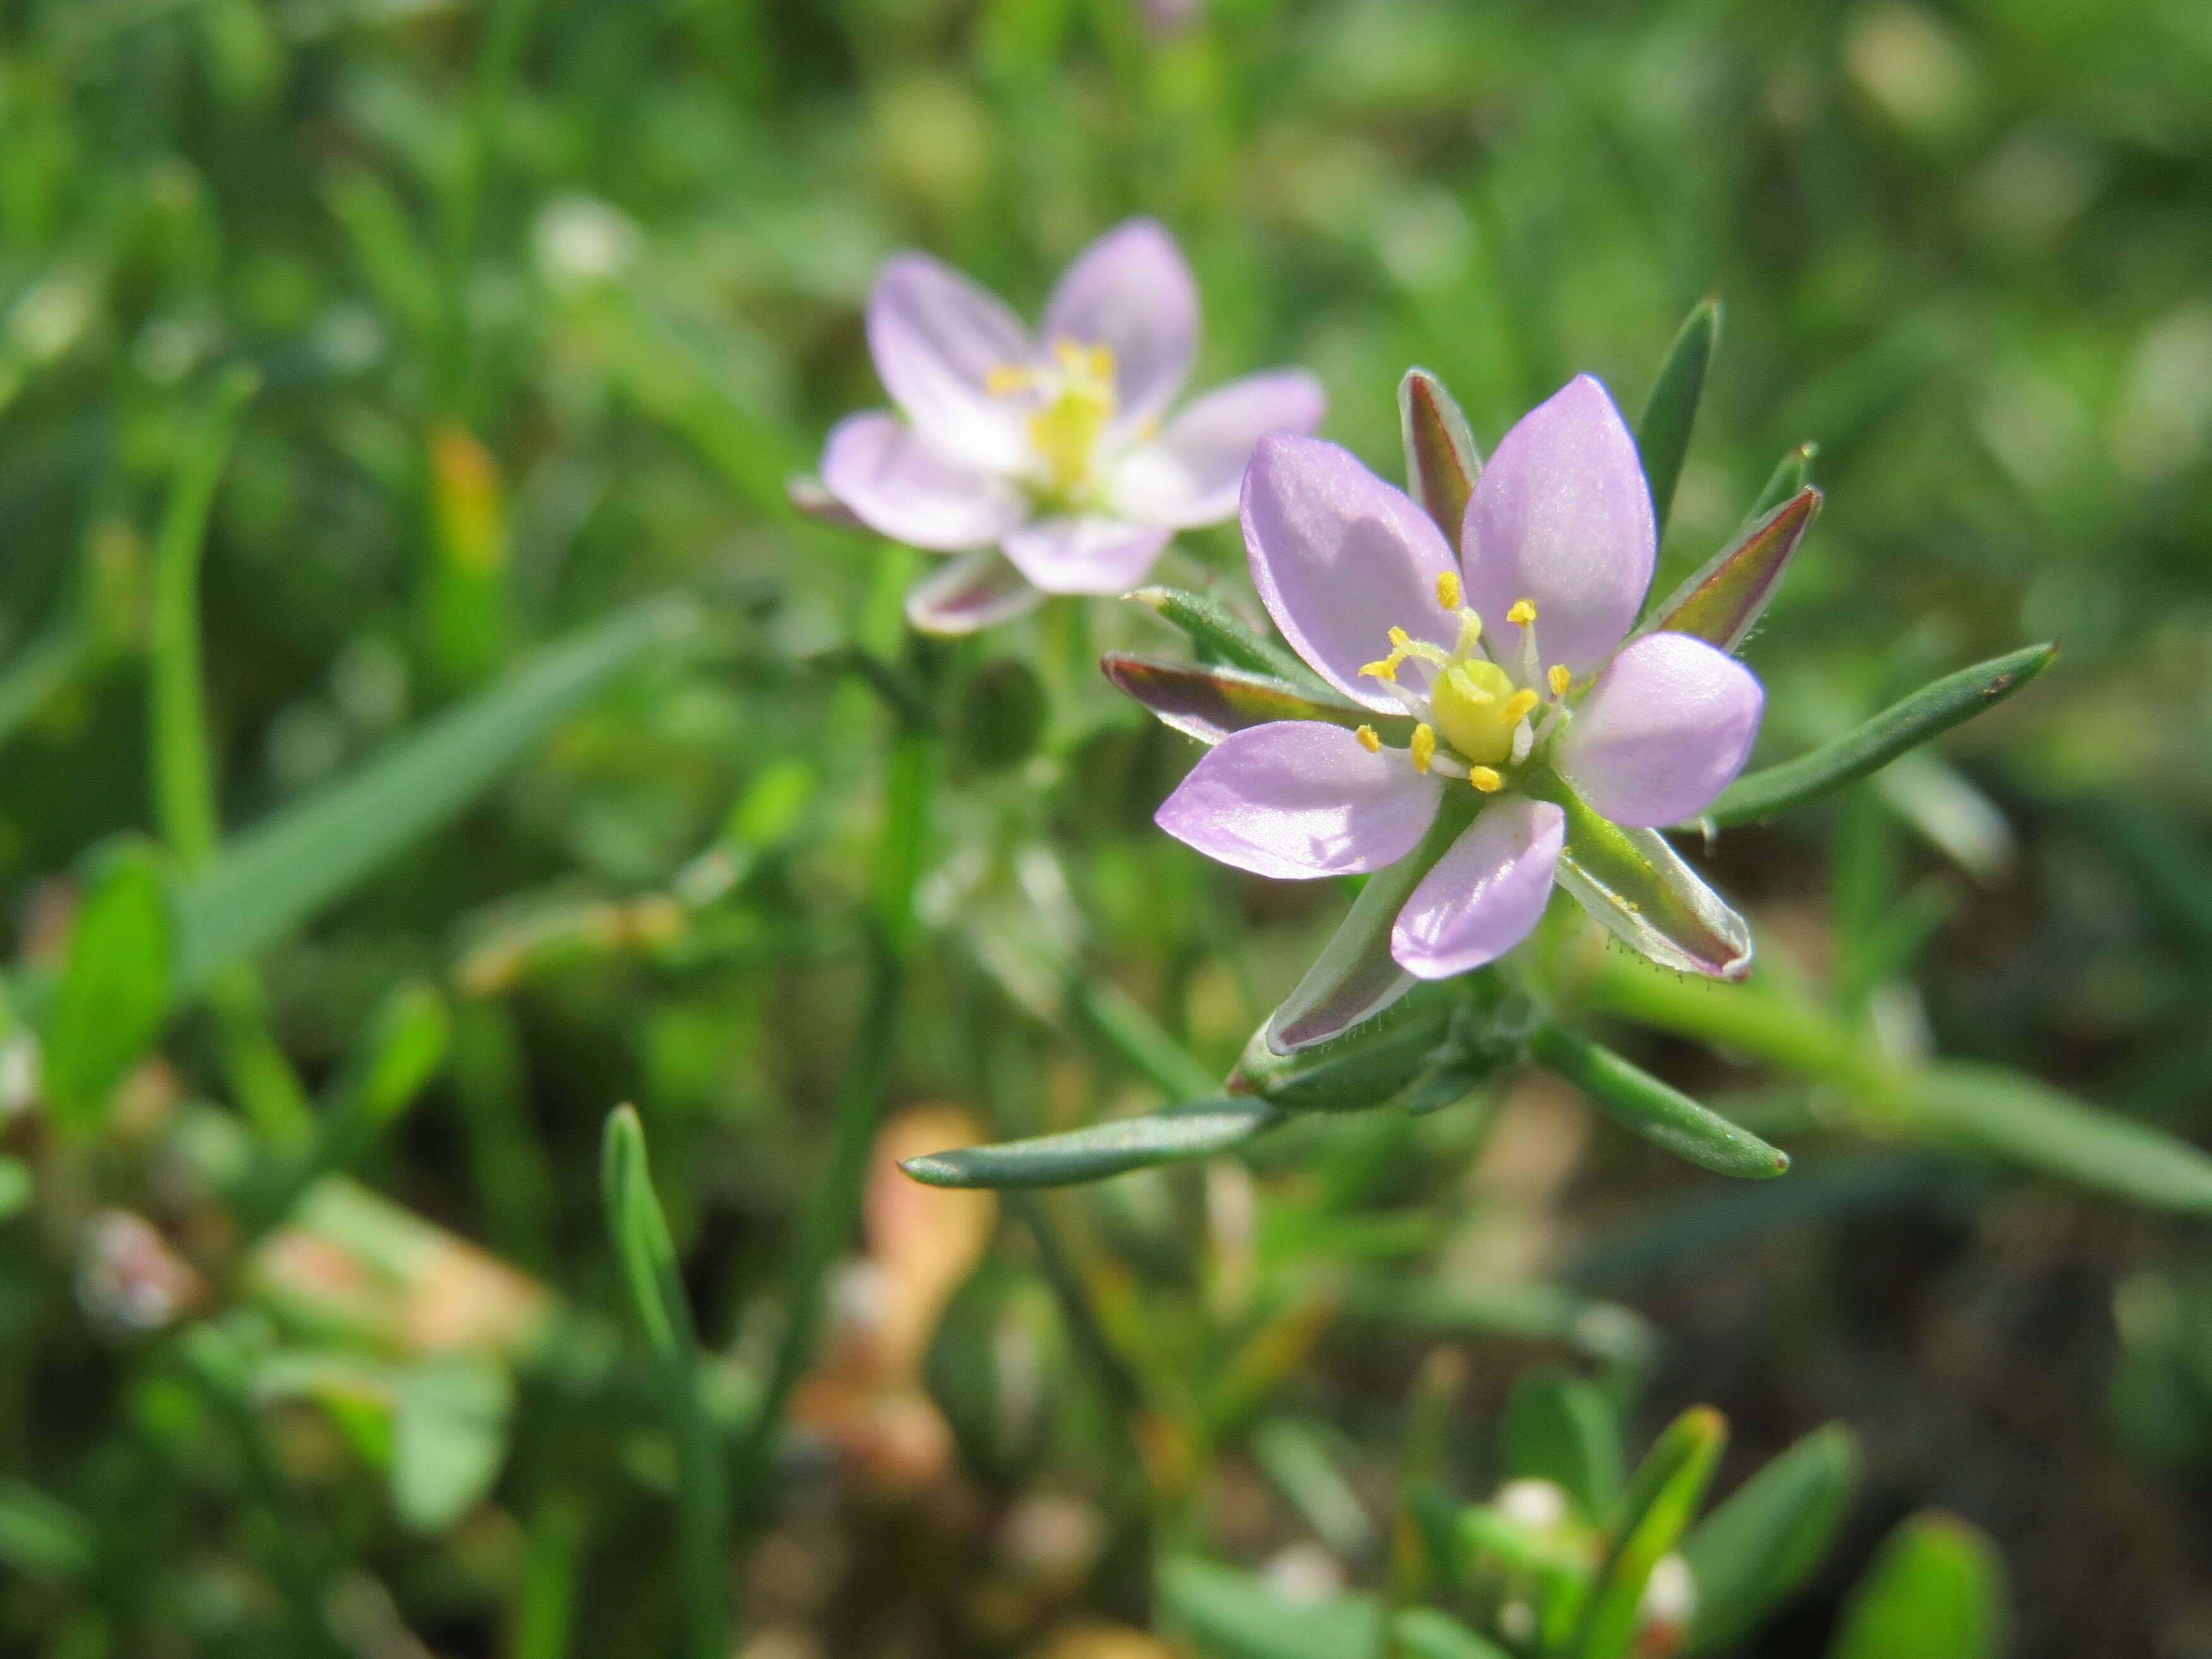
988, 338, 1119, 501
1353, 574, 1571, 794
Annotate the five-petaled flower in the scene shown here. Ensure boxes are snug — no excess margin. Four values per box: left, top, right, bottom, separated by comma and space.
821, 219, 1325, 634
1155, 375, 1764, 983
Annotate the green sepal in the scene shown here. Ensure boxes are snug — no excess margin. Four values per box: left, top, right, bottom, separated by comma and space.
1538, 778, 1753, 980
1744, 441, 1817, 529
1264, 789, 1478, 1054
900, 1097, 1284, 1190
1130, 586, 1318, 686
1234, 974, 1526, 1115
1707, 642, 2057, 827
1636, 297, 1720, 542
1102, 652, 1407, 749
1399, 367, 1481, 540
1646, 487, 1821, 653
599, 1105, 699, 1369
1682, 1423, 1861, 1653
1530, 1024, 1790, 1179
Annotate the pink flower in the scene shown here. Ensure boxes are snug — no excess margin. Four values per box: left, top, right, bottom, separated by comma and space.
821, 220, 1325, 633
1155, 375, 1763, 983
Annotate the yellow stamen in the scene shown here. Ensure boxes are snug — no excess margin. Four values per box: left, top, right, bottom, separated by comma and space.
1500, 688, 1540, 726
1548, 664, 1571, 697
1507, 597, 1538, 627
1436, 571, 1462, 611
1359, 627, 1449, 683
1027, 340, 1121, 496
1359, 657, 1399, 683
1410, 724, 1436, 774
1468, 766, 1503, 793
1354, 724, 1380, 753
985, 364, 1031, 396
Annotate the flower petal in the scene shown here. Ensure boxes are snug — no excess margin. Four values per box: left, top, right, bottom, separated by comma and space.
904, 549, 1044, 635
1155, 720, 1443, 882
1041, 219, 1198, 434
1459, 374, 1655, 678
1110, 369, 1328, 530
1391, 796, 1565, 979
1000, 516, 1170, 595
1553, 631, 1765, 827
867, 253, 1033, 473
822, 413, 1028, 550
1241, 435, 1460, 712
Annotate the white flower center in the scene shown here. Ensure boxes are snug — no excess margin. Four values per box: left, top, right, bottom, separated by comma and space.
1352, 573, 1574, 793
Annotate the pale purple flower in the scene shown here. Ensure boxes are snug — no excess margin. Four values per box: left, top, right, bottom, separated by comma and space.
821, 220, 1325, 634
1155, 375, 1764, 983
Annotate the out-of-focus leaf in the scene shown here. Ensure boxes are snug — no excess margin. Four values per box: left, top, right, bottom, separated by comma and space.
956, 657, 1048, 771
1102, 652, 1397, 749
1069, 976, 1221, 1102
901, 1098, 1282, 1190
1399, 368, 1481, 540
44, 838, 173, 1133
1251, 1417, 1377, 1557
1543, 782, 1752, 979
1829, 1512, 2007, 1659
1636, 298, 1719, 541
1683, 1423, 1861, 1652
1876, 752, 2015, 882
1340, 1279, 1658, 1370
1707, 643, 2056, 828
1646, 488, 1820, 653
0, 1158, 31, 1221
392, 1352, 513, 1533
1909, 1062, 2212, 1216
1743, 441, 1817, 530
0, 1483, 92, 1582
1531, 1025, 1790, 1179
1505, 1367, 1625, 1519
1575, 1406, 1727, 1659
600, 1105, 697, 1367
1392, 1607, 1510, 1659
1265, 791, 1478, 1053
1130, 586, 1316, 685
174, 595, 693, 991
1161, 1556, 1379, 1659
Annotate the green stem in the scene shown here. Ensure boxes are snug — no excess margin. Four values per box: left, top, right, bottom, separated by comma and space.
736, 720, 932, 1508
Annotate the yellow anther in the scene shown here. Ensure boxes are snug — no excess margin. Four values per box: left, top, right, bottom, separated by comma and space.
1500, 688, 1540, 726
1361, 626, 1447, 682
985, 365, 1031, 396
1468, 766, 1504, 793
1548, 664, 1572, 697
1354, 724, 1380, 753
1507, 597, 1538, 627
1436, 571, 1462, 611
1359, 658, 1399, 683
1410, 724, 1436, 774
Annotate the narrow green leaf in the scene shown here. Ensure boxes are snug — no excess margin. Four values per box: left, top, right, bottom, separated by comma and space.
1131, 586, 1316, 685
1909, 1062, 2212, 1216
44, 838, 174, 1133
1392, 1608, 1510, 1659
1340, 1278, 1658, 1370
1531, 1024, 1790, 1179
1636, 298, 1720, 542
1743, 442, 1817, 530
901, 1098, 1282, 1189
600, 1105, 697, 1367
1069, 975, 1221, 1102
1103, 652, 1404, 749
174, 595, 693, 991
1505, 1367, 1625, 1519
1265, 791, 1479, 1054
391, 1352, 513, 1533
1576, 1407, 1728, 1659
1709, 643, 2056, 828
1399, 368, 1481, 540
1830, 1512, 2007, 1659
1646, 487, 1821, 653
1162, 1556, 1380, 1659
1683, 1423, 1861, 1653
152, 365, 259, 872
1543, 782, 1751, 979
1251, 1418, 1378, 1558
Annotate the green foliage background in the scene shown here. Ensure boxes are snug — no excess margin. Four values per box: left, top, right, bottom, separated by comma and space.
3, 0, 2212, 1655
